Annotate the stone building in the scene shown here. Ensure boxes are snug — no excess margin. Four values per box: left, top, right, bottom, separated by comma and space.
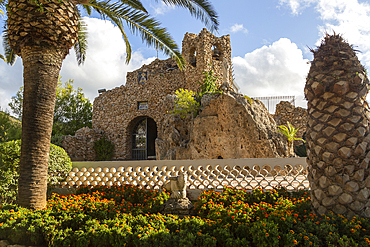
63, 29, 237, 161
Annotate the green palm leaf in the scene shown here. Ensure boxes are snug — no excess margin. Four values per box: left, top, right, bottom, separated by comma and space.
74, 18, 89, 65
277, 122, 305, 143
2, 31, 16, 66
86, 0, 185, 68
157, 0, 219, 32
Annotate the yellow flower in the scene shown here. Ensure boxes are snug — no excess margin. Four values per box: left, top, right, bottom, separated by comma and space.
290, 230, 295, 234
138, 234, 141, 238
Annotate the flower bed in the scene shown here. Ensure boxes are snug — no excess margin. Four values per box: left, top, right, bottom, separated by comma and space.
1, 185, 370, 246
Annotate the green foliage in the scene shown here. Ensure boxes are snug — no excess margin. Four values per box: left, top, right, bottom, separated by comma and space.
93, 136, 115, 161
277, 122, 305, 143
0, 140, 72, 203
172, 69, 222, 119
172, 89, 200, 119
197, 70, 222, 100
50, 135, 63, 147
53, 78, 93, 136
2, 185, 370, 246
8, 78, 93, 137
244, 95, 253, 105
0, 111, 21, 143
8, 87, 23, 120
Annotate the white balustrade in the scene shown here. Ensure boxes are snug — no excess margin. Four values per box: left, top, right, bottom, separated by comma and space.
59, 158, 309, 191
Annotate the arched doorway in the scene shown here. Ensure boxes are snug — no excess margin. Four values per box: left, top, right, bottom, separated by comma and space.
131, 117, 157, 160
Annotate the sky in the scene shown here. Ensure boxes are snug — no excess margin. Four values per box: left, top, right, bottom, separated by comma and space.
1, 0, 370, 114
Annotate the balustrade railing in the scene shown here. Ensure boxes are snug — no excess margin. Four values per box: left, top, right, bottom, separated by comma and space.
61, 157, 309, 191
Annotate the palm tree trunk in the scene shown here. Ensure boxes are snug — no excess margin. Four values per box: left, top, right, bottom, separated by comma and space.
17, 46, 64, 209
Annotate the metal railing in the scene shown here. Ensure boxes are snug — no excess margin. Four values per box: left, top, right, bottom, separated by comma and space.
252, 96, 295, 113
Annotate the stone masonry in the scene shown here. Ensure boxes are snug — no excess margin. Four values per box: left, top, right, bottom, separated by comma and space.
63, 29, 235, 160
274, 101, 308, 146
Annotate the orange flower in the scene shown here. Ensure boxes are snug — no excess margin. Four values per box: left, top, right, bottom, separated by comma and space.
293, 240, 298, 245
266, 233, 269, 237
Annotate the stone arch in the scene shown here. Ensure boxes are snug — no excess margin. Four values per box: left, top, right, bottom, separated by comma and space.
212, 43, 223, 61
127, 116, 157, 160
189, 47, 197, 67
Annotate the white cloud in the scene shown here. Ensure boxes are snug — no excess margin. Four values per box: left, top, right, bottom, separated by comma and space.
149, 2, 175, 15
232, 38, 310, 110
60, 17, 155, 101
278, 0, 316, 15
0, 35, 23, 112
0, 17, 155, 113
229, 24, 248, 34
280, 0, 370, 70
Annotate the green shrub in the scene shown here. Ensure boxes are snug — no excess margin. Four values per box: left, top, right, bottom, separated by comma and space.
0, 140, 72, 203
50, 135, 64, 147
93, 136, 115, 161
196, 70, 222, 100
2, 186, 370, 246
172, 69, 222, 119
172, 89, 200, 119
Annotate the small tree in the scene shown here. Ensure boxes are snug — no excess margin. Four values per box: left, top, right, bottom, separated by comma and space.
277, 122, 305, 157
0, 110, 21, 143
8, 77, 93, 139
197, 69, 222, 100
172, 69, 222, 119
94, 137, 115, 161
172, 89, 200, 119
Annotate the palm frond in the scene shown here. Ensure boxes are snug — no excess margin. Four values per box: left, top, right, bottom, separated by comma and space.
2, 31, 17, 66
277, 122, 305, 143
120, 0, 147, 13
74, 19, 88, 65
156, 0, 219, 32
87, 0, 185, 69
81, 4, 92, 15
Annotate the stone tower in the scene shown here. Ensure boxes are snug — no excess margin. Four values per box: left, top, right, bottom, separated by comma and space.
182, 28, 235, 92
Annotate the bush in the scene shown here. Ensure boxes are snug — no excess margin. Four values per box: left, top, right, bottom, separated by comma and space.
196, 70, 222, 100
171, 89, 200, 119
0, 140, 72, 203
172, 69, 222, 119
93, 136, 115, 161
2, 185, 370, 246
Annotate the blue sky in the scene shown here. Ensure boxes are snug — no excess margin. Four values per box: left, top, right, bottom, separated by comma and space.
1, 0, 370, 113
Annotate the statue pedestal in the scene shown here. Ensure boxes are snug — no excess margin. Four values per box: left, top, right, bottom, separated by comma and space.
161, 198, 194, 217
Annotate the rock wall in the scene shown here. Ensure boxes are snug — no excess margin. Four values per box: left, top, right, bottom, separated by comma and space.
61, 127, 104, 161
274, 101, 308, 145
63, 29, 235, 160
156, 92, 289, 160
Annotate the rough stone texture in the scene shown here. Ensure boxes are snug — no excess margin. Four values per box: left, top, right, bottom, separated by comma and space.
161, 198, 195, 217
274, 101, 308, 146
62, 29, 235, 160
156, 91, 289, 160
305, 34, 370, 218
61, 127, 104, 161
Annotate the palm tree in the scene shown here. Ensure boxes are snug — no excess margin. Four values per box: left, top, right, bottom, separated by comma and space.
305, 33, 370, 218
0, 0, 218, 209
277, 121, 305, 157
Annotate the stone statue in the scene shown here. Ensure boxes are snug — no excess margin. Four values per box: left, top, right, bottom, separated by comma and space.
165, 173, 187, 199
161, 172, 194, 217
